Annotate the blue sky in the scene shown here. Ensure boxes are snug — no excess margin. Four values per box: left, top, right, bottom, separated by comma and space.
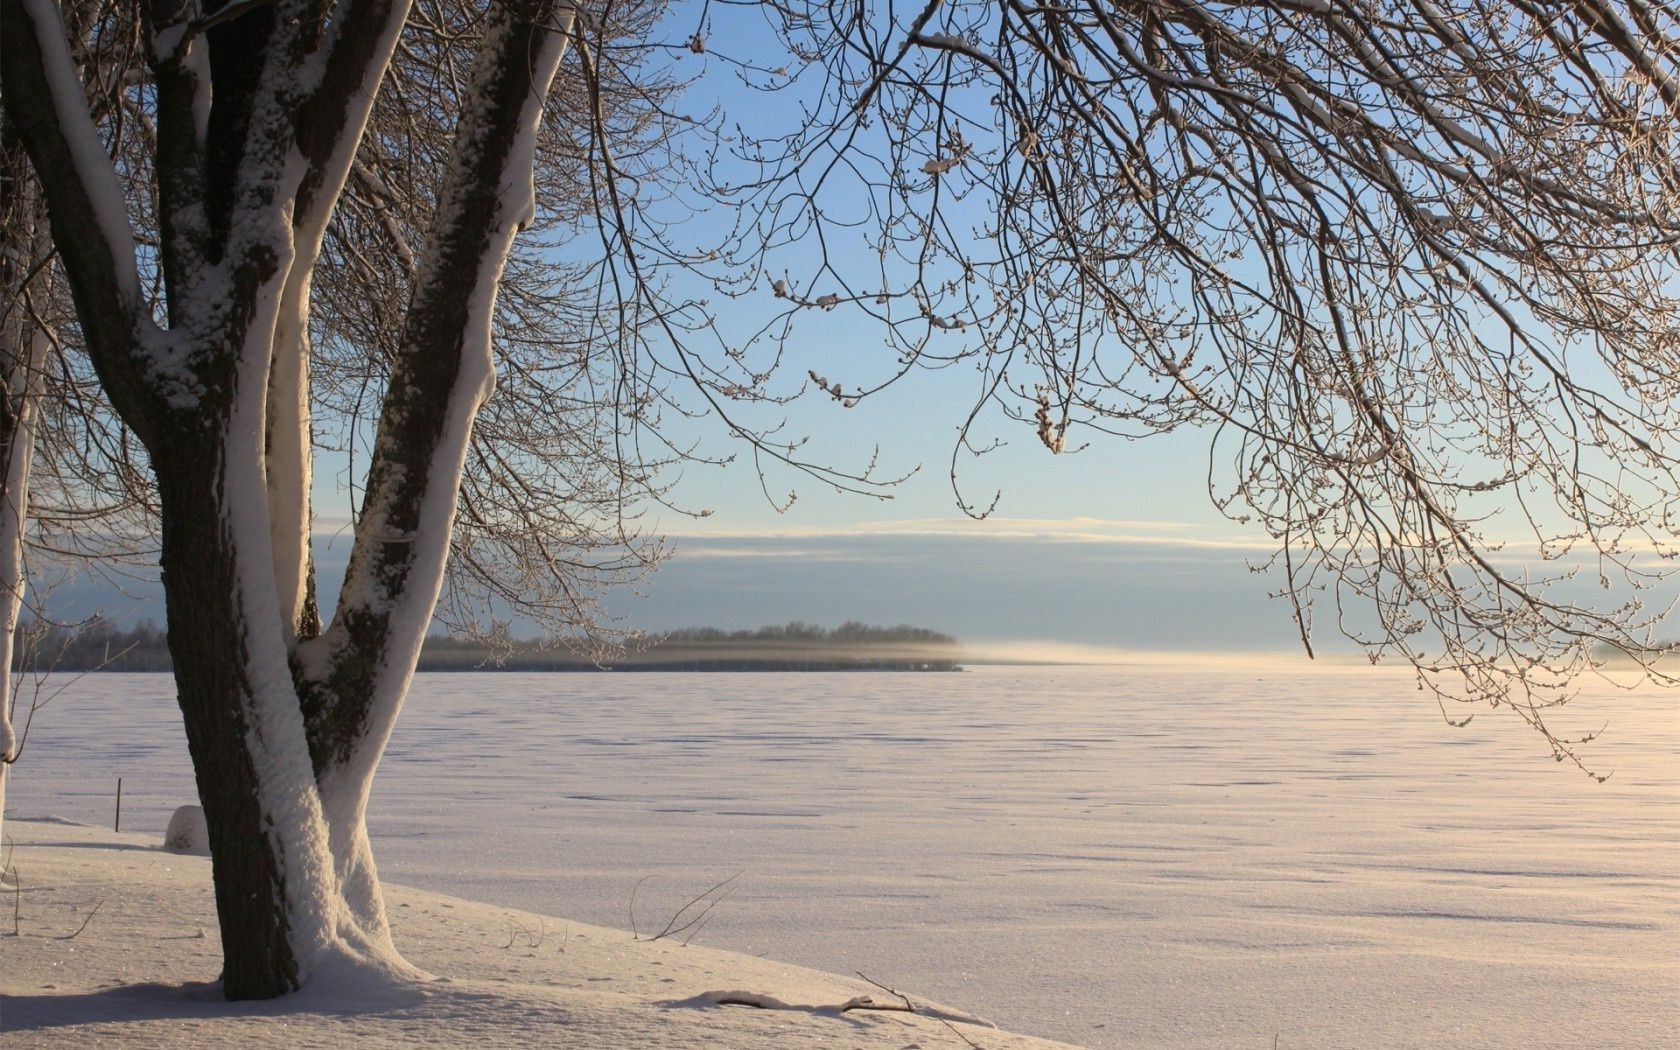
590, 365, 1309, 651
532, 7, 1310, 652
45, 6, 1322, 657
53, 3, 1608, 663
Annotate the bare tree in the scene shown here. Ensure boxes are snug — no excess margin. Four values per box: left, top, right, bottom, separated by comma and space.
3, 0, 598, 998
310, 0, 677, 648
0, 132, 51, 847
580, 0, 1680, 767
3, 0, 1679, 1002
1, 47, 152, 847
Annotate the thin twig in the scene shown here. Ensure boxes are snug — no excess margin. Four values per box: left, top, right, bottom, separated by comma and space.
837, 995, 913, 1014
650, 873, 741, 942
499, 915, 544, 950
629, 874, 655, 939
936, 1016, 985, 1050
681, 907, 719, 947
55, 899, 101, 940
854, 970, 915, 1011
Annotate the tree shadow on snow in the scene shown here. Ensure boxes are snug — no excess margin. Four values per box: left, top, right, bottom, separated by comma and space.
1, 978, 424, 1033
2, 974, 579, 1035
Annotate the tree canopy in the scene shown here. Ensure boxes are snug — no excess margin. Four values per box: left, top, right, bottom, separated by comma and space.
566, 0, 1680, 767
5, 0, 1680, 999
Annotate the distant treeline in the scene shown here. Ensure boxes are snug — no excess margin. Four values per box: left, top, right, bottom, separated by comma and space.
421, 621, 964, 672
14, 618, 174, 673
14, 619, 963, 673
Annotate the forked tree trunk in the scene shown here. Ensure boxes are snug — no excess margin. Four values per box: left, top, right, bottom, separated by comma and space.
2, 0, 573, 998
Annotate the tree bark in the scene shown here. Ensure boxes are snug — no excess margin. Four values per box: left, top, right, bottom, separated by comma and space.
2, 0, 573, 998
155, 446, 306, 997
0, 123, 52, 849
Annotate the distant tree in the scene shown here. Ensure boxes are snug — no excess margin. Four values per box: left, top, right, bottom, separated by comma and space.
11, 616, 172, 672
5, 0, 1680, 1002
656, 621, 957, 649
1, 19, 153, 852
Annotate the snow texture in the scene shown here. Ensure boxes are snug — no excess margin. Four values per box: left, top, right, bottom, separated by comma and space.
7, 665, 1677, 1048
0, 818, 1059, 1049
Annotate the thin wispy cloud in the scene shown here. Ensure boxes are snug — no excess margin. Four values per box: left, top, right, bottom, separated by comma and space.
669, 516, 1277, 553
673, 545, 858, 560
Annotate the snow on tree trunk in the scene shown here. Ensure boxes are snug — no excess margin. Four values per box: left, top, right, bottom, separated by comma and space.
0, 322, 46, 851
267, 277, 317, 642
0, 157, 51, 851
155, 435, 340, 995
303, 0, 575, 945
2, 0, 575, 997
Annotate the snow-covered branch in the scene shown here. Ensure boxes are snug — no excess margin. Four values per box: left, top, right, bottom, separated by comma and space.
0, 0, 155, 429
307, 0, 575, 768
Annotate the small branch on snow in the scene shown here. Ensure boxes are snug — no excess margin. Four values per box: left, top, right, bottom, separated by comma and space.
55, 898, 102, 940
699, 989, 906, 1013
940, 1016, 987, 1049
853, 970, 915, 1010
688, 972, 994, 1047
628, 873, 655, 939
855, 971, 988, 1048
499, 914, 545, 950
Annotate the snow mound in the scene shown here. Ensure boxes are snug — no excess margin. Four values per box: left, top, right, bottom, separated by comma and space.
163, 805, 209, 854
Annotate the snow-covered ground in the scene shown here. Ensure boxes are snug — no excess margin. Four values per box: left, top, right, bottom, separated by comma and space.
1, 819, 1062, 1047
5, 664, 1677, 1047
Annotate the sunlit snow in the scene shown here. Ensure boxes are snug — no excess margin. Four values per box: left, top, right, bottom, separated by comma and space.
9, 664, 1676, 1048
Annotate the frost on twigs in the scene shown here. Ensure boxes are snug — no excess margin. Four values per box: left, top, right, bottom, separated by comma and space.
808, 371, 857, 408
920, 131, 970, 175
769, 279, 841, 311
1033, 392, 1065, 454
922, 305, 966, 331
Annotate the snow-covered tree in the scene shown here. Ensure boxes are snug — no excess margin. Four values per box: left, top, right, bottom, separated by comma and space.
5, 0, 1680, 1001
1, 48, 153, 850
3, 0, 591, 997
0, 138, 50, 848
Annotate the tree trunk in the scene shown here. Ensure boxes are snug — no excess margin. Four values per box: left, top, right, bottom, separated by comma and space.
0, 319, 44, 853
0, 141, 50, 850
2, 0, 570, 997
155, 444, 316, 997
